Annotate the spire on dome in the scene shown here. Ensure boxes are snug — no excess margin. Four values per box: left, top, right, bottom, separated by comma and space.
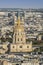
17, 11, 21, 26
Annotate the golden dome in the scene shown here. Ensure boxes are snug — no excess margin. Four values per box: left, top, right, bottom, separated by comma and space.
15, 16, 24, 32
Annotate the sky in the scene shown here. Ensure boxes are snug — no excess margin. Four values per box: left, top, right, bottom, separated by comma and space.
0, 0, 43, 8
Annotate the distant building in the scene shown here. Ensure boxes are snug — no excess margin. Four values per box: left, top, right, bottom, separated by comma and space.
37, 35, 42, 41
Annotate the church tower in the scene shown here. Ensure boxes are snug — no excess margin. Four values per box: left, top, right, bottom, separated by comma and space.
10, 12, 32, 52
13, 12, 26, 44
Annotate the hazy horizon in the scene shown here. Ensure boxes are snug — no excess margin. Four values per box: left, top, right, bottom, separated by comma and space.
0, 0, 43, 8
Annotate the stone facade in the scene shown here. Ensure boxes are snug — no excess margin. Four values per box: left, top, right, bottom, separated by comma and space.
10, 43, 32, 52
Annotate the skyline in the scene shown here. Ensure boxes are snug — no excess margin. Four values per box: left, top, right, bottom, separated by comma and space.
0, 0, 43, 8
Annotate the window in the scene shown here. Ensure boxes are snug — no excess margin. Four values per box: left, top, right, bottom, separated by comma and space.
20, 46, 22, 48
21, 38, 22, 41
18, 38, 19, 41
17, 24, 18, 26
27, 46, 29, 48
13, 46, 15, 48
